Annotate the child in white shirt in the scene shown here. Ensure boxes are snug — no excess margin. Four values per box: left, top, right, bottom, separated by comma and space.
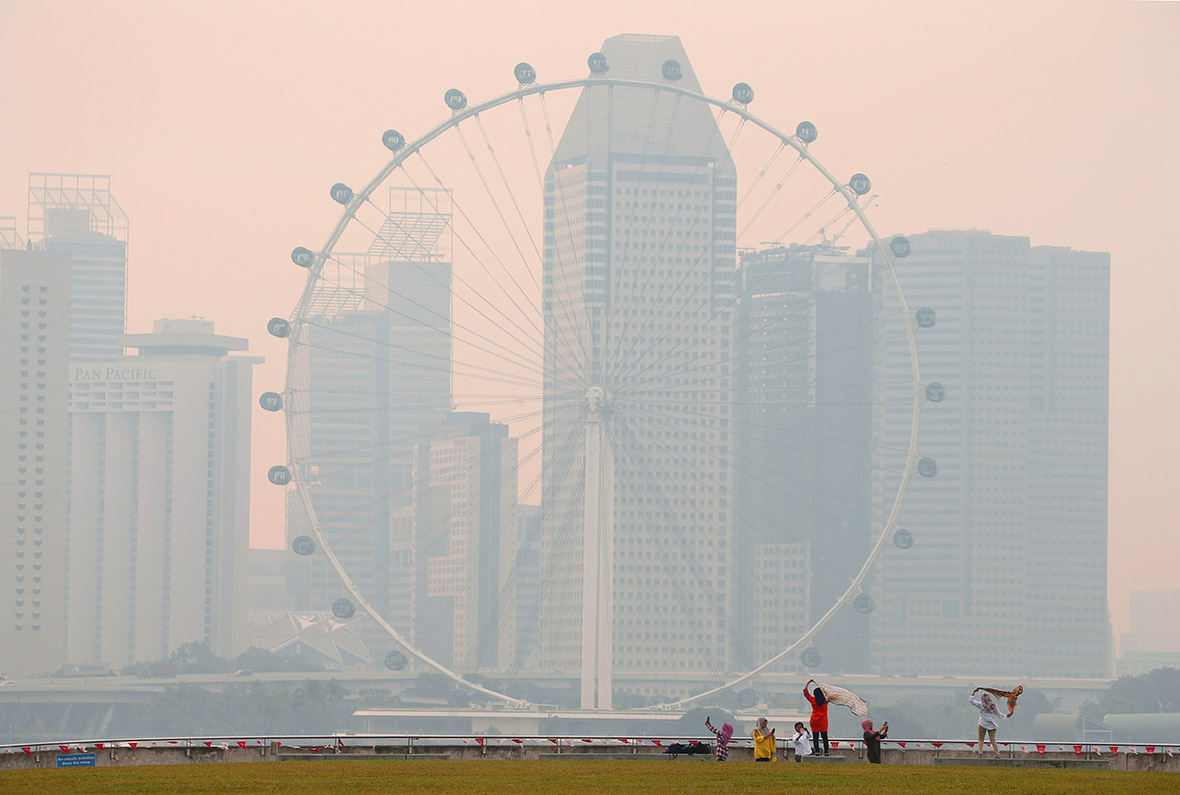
791, 721, 812, 762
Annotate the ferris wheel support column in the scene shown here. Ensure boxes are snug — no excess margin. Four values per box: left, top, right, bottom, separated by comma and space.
581, 386, 614, 710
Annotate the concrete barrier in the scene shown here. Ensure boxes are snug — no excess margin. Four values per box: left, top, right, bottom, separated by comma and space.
2, 741, 1176, 772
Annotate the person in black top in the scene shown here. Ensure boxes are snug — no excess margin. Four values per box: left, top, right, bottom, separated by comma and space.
862, 719, 888, 764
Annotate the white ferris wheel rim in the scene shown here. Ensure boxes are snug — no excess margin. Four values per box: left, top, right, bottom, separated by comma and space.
279, 73, 923, 710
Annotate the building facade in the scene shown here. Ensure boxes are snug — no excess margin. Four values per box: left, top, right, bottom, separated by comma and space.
540, 34, 738, 678
873, 230, 1110, 678
735, 245, 878, 673
411, 412, 520, 671
66, 318, 259, 666
28, 173, 129, 361
0, 249, 71, 677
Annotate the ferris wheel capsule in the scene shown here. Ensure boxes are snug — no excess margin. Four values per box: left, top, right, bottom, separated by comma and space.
925, 382, 946, 403
796, 121, 818, 144
382, 129, 405, 152
330, 183, 354, 205
916, 307, 937, 328
384, 650, 408, 671
514, 62, 537, 85
890, 236, 911, 258
444, 88, 467, 111
267, 317, 290, 338
267, 465, 292, 486
332, 598, 356, 619
849, 173, 872, 196
853, 594, 875, 614
893, 528, 915, 549
587, 51, 609, 74
918, 457, 938, 477
291, 247, 315, 268
661, 59, 683, 81
291, 535, 316, 556
800, 648, 823, 668
732, 82, 754, 105
259, 392, 283, 412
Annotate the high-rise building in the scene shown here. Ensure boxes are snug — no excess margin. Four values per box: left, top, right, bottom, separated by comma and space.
28, 173, 128, 361
0, 249, 70, 677
735, 245, 878, 673
66, 318, 260, 666
873, 230, 1110, 678
540, 34, 738, 678
411, 412, 520, 670
287, 190, 453, 637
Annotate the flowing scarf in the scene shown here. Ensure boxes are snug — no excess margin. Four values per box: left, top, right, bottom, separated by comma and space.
974, 685, 1022, 716
816, 681, 870, 717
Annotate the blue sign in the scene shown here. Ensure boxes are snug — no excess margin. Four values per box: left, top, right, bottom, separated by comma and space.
56, 752, 96, 768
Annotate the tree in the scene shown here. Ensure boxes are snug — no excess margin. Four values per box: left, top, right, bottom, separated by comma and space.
1081, 667, 1180, 720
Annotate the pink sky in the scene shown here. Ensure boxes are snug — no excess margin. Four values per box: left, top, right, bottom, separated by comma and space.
2, 0, 1176, 640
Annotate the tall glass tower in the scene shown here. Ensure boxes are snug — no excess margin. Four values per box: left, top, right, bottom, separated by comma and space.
540, 35, 738, 677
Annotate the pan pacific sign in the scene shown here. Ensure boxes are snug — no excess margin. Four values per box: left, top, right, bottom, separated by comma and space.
72, 365, 162, 383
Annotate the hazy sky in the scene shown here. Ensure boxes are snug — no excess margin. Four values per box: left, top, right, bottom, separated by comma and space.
2, 0, 1176, 640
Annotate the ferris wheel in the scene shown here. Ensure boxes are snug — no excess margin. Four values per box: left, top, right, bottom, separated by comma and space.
262, 38, 932, 711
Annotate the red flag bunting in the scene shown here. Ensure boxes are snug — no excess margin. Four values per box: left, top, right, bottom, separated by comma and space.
1146, 746, 1155, 755
1073, 745, 1082, 756
203, 742, 211, 748
966, 742, 975, 748
832, 742, 839, 749
652, 740, 663, 747
59, 746, 68, 753
475, 738, 485, 746
1036, 745, 1045, 755
237, 741, 247, 749
548, 739, 559, 745
582, 739, 593, 743
897, 742, 906, 748
1110, 746, 1118, 754
512, 739, 523, 744
933, 742, 943, 748
618, 738, 630, 744
96, 743, 105, 750
21, 747, 31, 755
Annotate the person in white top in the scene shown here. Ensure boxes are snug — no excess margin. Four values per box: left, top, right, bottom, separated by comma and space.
968, 690, 1007, 758
791, 721, 812, 763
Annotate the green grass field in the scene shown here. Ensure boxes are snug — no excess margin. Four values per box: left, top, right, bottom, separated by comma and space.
1, 760, 1177, 795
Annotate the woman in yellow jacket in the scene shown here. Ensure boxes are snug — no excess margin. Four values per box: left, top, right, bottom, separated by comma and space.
752, 717, 776, 762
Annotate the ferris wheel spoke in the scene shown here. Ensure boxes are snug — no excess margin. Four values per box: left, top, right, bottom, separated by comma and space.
773, 187, 838, 245
357, 194, 546, 354
623, 324, 913, 400
390, 160, 550, 349
349, 410, 558, 601
737, 154, 805, 240
598, 90, 687, 380
517, 97, 546, 193
618, 255, 900, 393
472, 113, 544, 293
612, 402, 875, 586
307, 251, 542, 378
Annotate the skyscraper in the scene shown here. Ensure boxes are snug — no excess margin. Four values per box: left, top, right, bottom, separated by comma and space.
735, 245, 878, 673
873, 230, 1110, 678
66, 318, 259, 665
287, 190, 452, 637
27, 173, 128, 361
540, 34, 738, 681
0, 249, 70, 678
411, 412, 520, 670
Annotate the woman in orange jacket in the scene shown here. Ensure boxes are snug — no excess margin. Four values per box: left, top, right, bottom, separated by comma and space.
803, 679, 830, 756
